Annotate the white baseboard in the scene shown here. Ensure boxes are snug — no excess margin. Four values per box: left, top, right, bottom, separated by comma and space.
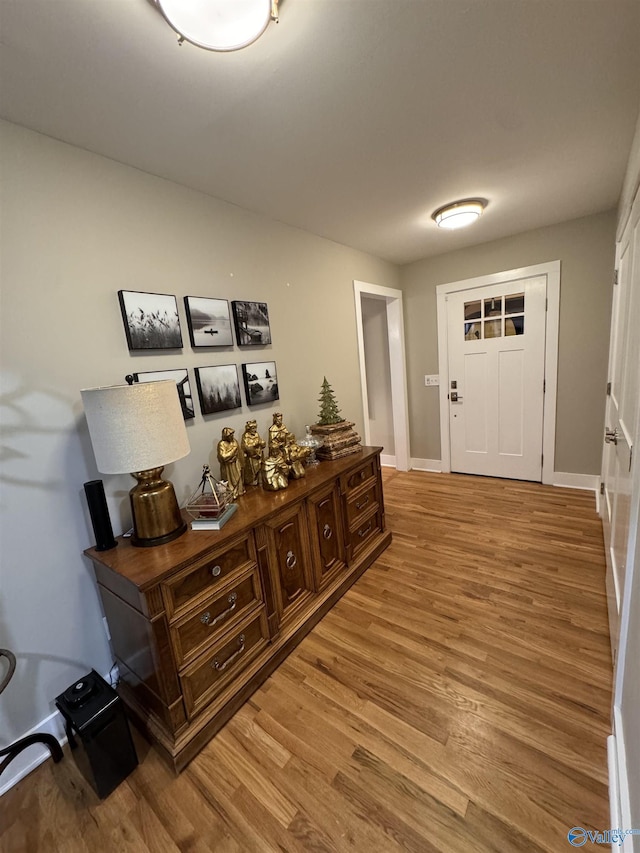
0, 710, 67, 797
399, 463, 599, 492
380, 454, 396, 468
611, 708, 636, 851
0, 666, 119, 797
552, 472, 600, 492
410, 458, 443, 472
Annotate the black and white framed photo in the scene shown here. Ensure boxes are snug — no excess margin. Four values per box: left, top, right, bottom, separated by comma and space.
242, 361, 279, 406
231, 300, 271, 346
118, 290, 183, 350
184, 296, 233, 348
195, 364, 242, 415
132, 368, 195, 421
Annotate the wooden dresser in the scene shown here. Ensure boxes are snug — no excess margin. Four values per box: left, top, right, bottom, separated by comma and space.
86, 446, 391, 772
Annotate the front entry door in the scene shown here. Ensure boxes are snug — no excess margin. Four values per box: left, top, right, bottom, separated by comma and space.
446, 275, 547, 481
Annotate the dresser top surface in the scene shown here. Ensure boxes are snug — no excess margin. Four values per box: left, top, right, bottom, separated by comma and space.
85, 446, 382, 589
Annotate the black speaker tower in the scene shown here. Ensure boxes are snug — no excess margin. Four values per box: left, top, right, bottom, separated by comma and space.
83, 480, 117, 551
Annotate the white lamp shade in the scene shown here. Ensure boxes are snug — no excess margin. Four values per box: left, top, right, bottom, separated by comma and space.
156, 0, 273, 52
81, 381, 190, 474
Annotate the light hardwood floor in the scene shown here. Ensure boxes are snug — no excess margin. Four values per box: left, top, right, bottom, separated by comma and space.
0, 470, 613, 852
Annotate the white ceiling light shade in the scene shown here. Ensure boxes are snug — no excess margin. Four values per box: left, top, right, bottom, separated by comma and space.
432, 199, 485, 230
155, 0, 277, 52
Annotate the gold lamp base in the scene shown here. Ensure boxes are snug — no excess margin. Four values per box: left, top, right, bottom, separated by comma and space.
129, 467, 187, 548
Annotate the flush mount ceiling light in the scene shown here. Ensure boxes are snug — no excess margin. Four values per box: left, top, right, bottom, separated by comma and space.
154, 0, 278, 52
432, 199, 485, 230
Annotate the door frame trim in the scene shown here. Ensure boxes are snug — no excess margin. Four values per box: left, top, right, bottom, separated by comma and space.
436, 261, 560, 485
353, 281, 411, 471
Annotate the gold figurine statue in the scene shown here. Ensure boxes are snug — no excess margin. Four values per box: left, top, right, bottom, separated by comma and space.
217, 427, 245, 500
261, 437, 289, 491
284, 433, 312, 479
241, 419, 266, 486
268, 412, 293, 456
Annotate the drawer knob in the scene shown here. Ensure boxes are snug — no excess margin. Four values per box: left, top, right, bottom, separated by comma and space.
358, 521, 372, 539
200, 592, 238, 627
322, 524, 333, 540
285, 550, 297, 570
212, 634, 245, 672
355, 496, 369, 511
211, 565, 222, 577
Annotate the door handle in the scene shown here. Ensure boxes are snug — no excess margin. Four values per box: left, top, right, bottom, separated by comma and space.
450, 392, 463, 402
605, 427, 619, 445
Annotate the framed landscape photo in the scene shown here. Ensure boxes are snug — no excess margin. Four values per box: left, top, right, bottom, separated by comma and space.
133, 368, 195, 421
195, 364, 242, 415
118, 290, 183, 350
231, 300, 271, 346
242, 361, 279, 406
184, 296, 233, 348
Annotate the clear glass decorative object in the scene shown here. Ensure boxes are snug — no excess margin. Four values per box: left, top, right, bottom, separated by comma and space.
297, 425, 323, 465
185, 465, 232, 519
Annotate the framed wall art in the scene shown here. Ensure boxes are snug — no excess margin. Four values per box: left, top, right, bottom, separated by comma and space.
231, 300, 271, 346
242, 361, 279, 406
118, 290, 183, 350
195, 364, 242, 415
132, 368, 195, 420
184, 296, 233, 348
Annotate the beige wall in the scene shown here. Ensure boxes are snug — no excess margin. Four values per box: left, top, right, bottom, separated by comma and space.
0, 120, 398, 747
400, 210, 617, 473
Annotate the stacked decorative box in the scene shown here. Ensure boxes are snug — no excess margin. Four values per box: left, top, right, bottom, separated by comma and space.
310, 421, 361, 460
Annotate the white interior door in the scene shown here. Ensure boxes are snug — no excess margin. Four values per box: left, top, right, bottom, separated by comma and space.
446, 275, 547, 481
602, 196, 640, 659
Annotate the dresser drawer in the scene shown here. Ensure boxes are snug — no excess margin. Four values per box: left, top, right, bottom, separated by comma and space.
342, 457, 377, 495
162, 533, 257, 619
348, 508, 383, 561
170, 568, 263, 668
345, 480, 379, 527
181, 609, 269, 719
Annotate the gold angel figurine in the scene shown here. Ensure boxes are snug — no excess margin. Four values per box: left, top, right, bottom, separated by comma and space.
217, 427, 245, 500
241, 419, 266, 486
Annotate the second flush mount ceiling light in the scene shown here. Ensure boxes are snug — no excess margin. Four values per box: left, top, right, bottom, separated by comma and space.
154, 0, 279, 52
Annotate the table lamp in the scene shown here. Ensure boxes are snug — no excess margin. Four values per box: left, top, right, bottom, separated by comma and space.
81, 381, 190, 547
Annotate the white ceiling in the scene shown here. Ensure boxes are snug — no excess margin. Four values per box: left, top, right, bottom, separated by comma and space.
1, 0, 639, 265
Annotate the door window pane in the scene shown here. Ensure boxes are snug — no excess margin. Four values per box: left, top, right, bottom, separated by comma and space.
465, 322, 481, 341
505, 316, 524, 336
484, 319, 502, 338
464, 300, 481, 320
484, 297, 502, 317
505, 293, 525, 315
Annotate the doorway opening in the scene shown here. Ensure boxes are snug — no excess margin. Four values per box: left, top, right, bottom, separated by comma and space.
353, 281, 410, 471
